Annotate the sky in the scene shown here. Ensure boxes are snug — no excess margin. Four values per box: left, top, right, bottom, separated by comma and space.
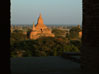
11, 0, 82, 25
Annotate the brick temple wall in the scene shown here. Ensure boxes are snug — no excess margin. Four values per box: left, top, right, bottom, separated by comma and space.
81, 0, 99, 74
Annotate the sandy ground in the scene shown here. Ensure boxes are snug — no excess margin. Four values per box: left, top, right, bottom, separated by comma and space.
11, 56, 81, 74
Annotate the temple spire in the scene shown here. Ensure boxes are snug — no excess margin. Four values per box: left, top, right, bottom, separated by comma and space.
37, 13, 43, 24
32, 21, 36, 31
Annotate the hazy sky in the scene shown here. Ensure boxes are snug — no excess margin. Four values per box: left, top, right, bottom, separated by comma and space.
11, 0, 82, 25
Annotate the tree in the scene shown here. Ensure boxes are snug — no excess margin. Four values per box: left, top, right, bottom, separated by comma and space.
68, 27, 81, 40
52, 29, 66, 37
70, 40, 81, 51
10, 30, 27, 45
10, 35, 81, 57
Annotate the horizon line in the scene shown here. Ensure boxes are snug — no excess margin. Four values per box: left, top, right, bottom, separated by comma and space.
11, 24, 82, 25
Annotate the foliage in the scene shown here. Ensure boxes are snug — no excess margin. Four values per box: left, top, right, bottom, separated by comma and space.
10, 30, 27, 45
52, 29, 66, 37
70, 40, 81, 50
68, 27, 81, 40
11, 36, 81, 57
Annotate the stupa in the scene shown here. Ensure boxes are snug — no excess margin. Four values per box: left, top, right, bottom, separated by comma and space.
30, 13, 55, 39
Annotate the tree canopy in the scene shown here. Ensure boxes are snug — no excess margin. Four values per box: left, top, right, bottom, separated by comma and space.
67, 27, 81, 40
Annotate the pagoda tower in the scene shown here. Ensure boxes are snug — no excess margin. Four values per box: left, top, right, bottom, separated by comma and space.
30, 13, 55, 40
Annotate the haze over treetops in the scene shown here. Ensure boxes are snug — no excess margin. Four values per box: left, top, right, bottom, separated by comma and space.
11, 0, 82, 25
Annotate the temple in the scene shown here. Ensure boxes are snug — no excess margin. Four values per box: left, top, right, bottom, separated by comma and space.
30, 13, 55, 39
